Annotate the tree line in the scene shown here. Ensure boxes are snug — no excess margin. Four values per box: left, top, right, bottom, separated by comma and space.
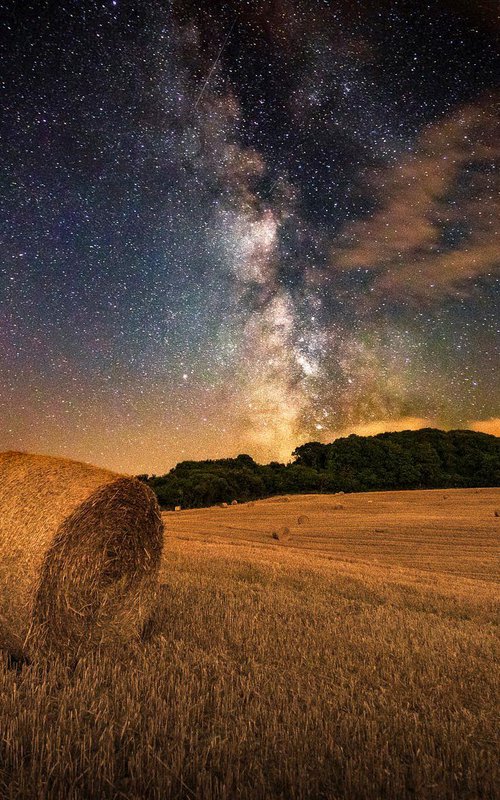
138, 428, 500, 510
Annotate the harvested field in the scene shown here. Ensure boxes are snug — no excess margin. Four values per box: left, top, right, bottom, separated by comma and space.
163, 488, 500, 581
0, 488, 498, 799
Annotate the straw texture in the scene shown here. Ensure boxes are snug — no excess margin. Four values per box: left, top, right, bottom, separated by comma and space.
0, 452, 164, 659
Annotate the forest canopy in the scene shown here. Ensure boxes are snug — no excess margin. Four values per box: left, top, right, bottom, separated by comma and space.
138, 429, 500, 510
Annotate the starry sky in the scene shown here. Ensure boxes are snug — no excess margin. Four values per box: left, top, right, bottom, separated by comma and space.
1, 0, 499, 474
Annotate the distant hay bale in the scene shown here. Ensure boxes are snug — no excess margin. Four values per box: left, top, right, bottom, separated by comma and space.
174, 505, 181, 511
220, 502, 228, 508
231, 499, 238, 505
0, 452, 163, 660
297, 514, 310, 524
271, 526, 290, 542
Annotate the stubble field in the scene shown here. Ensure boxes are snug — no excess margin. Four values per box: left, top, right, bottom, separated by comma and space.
1, 488, 499, 799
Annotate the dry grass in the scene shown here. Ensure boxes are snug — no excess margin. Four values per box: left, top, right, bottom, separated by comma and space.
0, 488, 499, 799
0, 452, 163, 659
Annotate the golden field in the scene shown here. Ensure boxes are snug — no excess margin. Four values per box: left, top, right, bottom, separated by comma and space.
1, 488, 499, 799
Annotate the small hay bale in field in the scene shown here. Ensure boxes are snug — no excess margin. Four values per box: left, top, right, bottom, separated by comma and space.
220, 502, 228, 508
333, 503, 345, 510
174, 505, 181, 511
297, 514, 310, 524
271, 526, 290, 542
0, 451, 163, 660
231, 499, 238, 505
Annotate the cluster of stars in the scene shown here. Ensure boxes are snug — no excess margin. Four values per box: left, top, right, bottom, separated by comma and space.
0, 0, 498, 472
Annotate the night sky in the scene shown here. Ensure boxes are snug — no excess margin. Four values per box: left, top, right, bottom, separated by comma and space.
1, 0, 499, 474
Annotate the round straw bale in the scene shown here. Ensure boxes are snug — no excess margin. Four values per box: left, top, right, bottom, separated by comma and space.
271, 526, 290, 542
0, 452, 163, 660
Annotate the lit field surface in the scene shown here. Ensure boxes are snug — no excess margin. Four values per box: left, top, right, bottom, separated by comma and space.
163, 488, 500, 581
1, 488, 499, 799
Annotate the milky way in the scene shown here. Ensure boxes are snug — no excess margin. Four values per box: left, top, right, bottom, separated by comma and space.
1, 0, 499, 473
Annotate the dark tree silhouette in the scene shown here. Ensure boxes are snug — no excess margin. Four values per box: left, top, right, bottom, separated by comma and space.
140, 429, 500, 509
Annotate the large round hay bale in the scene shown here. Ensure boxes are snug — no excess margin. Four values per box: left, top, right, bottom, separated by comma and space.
0, 452, 164, 659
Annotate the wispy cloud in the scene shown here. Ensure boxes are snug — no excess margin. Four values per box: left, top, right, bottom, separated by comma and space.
330, 96, 499, 302
467, 418, 500, 437
328, 417, 500, 441
329, 416, 439, 440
